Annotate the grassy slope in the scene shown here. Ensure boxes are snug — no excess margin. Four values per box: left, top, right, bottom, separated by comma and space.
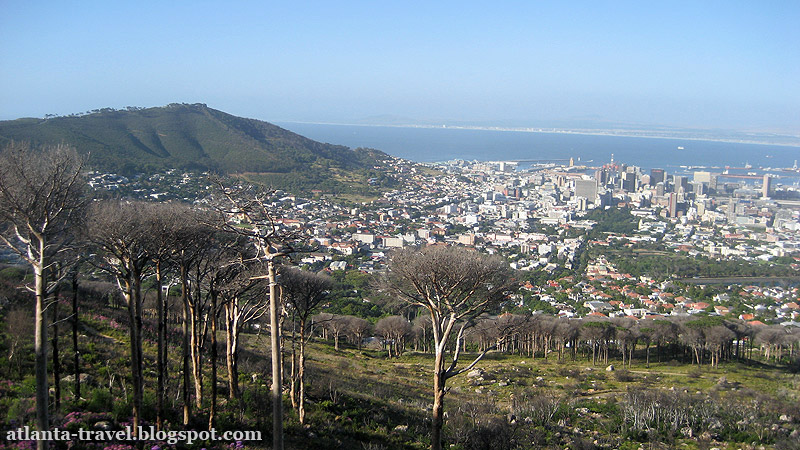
0, 104, 390, 195
2, 293, 798, 450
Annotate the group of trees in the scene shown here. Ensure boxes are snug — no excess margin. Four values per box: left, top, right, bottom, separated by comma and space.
1, 143, 519, 450
456, 313, 799, 369
308, 310, 799, 371
0, 143, 339, 450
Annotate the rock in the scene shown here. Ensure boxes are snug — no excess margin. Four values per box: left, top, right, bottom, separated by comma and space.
61, 373, 94, 385
606, 365, 615, 372
94, 421, 113, 431
498, 381, 508, 387
467, 369, 483, 378
779, 414, 792, 422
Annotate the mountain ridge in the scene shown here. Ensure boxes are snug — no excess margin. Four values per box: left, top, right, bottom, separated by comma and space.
0, 103, 390, 179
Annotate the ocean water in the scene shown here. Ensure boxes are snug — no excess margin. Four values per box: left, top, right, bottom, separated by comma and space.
278, 122, 799, 175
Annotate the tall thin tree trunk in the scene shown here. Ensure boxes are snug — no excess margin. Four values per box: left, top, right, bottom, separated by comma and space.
225, 305, 239, 399
72, 274, 81, 400
190, 303, 203, 409
290, 314, 298, 410
298, 323, 307, 424
52, 285, 61, 412
34, 260, 49, 450
209, 291, 218, 430
268, 261, 283, 450
431, 350, 446, 450
134, 271, 144, 437
181, 265, 191, 426
124, 274, 142, 437
155, 261, 165, 430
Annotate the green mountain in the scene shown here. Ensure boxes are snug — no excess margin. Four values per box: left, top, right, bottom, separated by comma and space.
0, 103, 393, 195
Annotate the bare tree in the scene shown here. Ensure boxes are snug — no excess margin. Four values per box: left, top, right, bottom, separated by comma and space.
580, 319, 613, 366
220, 263, 269, 400
86, 200, 151, 436
3, 306, 33, 377
705, 325, 735, 367
279, 267, 332, 424
141, 202, 191, 430
168, 210, 216, 424
346, 316, 372, 351
0, 143, 85, 450
313, 313, 349, 350
211, 180, 304, 450
384, 245, 517, 450
612, 317, 638, 368
197, 231, 243, 430
375, 315, 412, 358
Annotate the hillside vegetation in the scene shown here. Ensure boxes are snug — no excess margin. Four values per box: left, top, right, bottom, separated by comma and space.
0, 104, 392, 195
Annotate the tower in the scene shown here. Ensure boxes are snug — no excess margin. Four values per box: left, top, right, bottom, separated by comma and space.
668, 192, 678, 218
762, 174, 772, 198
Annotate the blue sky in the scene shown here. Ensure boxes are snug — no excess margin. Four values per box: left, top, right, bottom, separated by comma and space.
1, 1, 798, 132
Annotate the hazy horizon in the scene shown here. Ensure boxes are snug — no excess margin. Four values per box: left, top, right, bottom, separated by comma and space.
2, 1, 798, 134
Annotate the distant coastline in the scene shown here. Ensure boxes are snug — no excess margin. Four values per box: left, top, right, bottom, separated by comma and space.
280, 121, 800, 148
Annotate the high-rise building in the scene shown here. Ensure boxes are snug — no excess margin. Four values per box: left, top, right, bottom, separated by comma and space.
668, 192, 678, 217
594, 169, 606, 185
650, 168, 665, 185
673, 175, 688, 194
621, 172, 637, 192
762, 174, 772, 198
575, 179, 598, 201
693, 171, 712, 183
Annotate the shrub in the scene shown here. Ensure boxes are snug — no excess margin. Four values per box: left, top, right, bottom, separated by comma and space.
0, 266, 26, 282
6, 397, 35, 424
614, 369, 635, 382
87, 388, 114, 412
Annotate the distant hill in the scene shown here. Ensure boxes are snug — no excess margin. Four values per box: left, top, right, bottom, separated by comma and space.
0, 104, 393, 194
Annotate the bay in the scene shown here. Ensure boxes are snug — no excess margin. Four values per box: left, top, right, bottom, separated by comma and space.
278, 122, 799, 174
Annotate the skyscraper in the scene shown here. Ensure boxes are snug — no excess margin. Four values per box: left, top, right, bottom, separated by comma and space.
621, 172, 637, 192
575, 179, 598, 201
650, 168, 665, 185
762, 174, 772, 198
668, 192, 678, 217
673, 175, 688, 194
